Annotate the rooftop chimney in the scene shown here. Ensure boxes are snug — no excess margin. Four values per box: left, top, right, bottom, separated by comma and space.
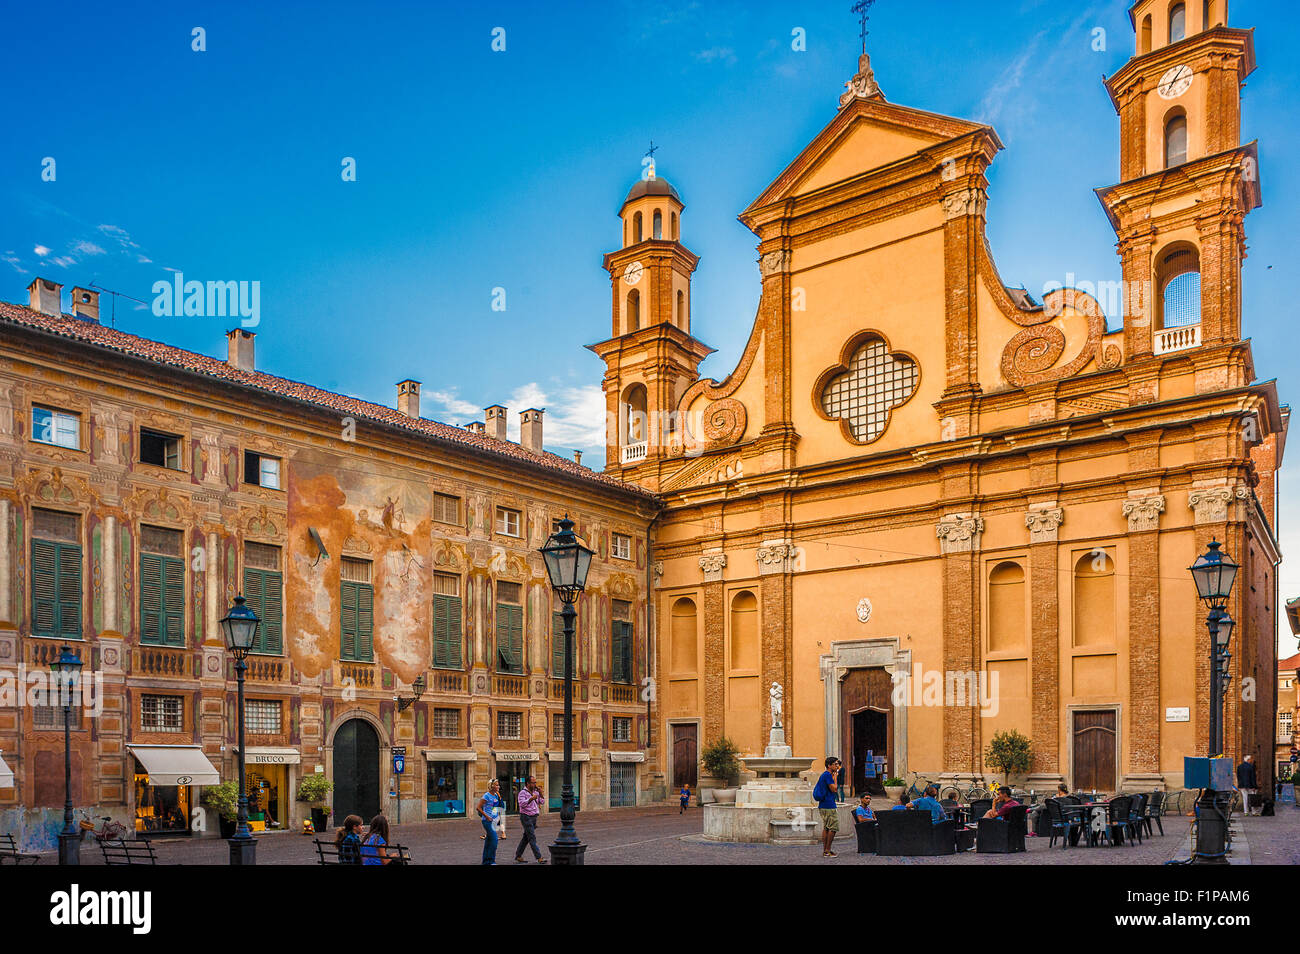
226, 328, 256, 372
485, 405, 507, 441
466, 421, 486, 435
397, 379, 422, 418
574, 450, 583, 466
27, 277, 62, 316
70, 286, 100, 323
520, 408, 544, 453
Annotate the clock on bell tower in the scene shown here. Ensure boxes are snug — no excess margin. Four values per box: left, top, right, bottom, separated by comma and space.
1095, 0, 1261, 366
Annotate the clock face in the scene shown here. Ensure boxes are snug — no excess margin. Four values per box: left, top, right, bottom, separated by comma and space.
1158, 64, 1192, 99
623, 261, 644, 286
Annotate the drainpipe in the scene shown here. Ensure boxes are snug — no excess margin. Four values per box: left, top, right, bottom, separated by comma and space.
644, 512, 658, 754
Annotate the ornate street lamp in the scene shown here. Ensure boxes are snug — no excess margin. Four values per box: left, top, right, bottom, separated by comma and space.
221, 596, 260, 865
539, 515, 594, 865
51, 645, 83, 866
1188, 540, 1238, 864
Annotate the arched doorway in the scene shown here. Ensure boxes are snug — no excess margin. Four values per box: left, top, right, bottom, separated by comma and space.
840, 667, 894, 796
333, 718, 381, 821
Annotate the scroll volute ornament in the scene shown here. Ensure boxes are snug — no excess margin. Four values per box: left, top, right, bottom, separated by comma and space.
701, 398, 747, 448
1000, 287, 1122, 387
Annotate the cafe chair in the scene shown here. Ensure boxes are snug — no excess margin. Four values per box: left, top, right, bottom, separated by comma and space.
1045, 797, 1083, 850
854, 817, 878, 854
1144, 790, 1165, 836
1100, 795, 1133, 847
976, 805, 1028, 854
875, 809, 955, 856
1126, 793, 1147, 844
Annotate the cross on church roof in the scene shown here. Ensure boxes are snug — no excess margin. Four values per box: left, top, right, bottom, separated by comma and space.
851, 0, 877, 54
643, 140, 658, 179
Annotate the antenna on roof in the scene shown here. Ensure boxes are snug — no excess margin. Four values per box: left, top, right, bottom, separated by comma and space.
88, 282, 148, 329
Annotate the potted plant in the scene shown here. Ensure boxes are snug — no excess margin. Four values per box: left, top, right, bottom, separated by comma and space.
984, 729, 1033, 788
298, 774, 334, 832
701, 737, 742, 803
202, 780, 239, 839
883, 777, 907, 805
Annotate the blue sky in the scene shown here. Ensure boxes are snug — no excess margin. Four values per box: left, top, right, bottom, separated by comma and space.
1, 1, 1296, 649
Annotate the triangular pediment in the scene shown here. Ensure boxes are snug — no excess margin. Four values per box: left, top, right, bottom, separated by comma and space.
744, 97, 994, 215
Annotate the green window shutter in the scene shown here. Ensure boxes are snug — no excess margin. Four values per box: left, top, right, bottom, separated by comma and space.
340, 581, 358, 660
56, 543, 82, 641
613, 621, 633, 683
551, 612, 565, 676
32, 540, 58, 637
496, 603, 523, 674
433, 594, 462, 669
140, 553, 163, 644
357, 583, 374, 661
162, 557, 185, 646
243, 568, 283, 655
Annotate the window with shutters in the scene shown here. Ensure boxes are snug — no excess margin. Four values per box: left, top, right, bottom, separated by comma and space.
611, 600, 633, 684
141, 694, 184, 733
340, 558, 374, 662
243, 450, 281, 490
611, 716, 633, 743
31, 509, 82, 641
432, 572, 463, 670
495, 507, 520, 537
140, 428, 183, 470
433, 493, 461, 526
31, 406, 80, 450
242, 543, 283, 655
245, 699, 283, 734
433, 707, 462, 738
495, 581, 524, 674
140, 526, 185, 646
612, 533, 632, 561
551, 611, 572, 677
496, 711, 522, 740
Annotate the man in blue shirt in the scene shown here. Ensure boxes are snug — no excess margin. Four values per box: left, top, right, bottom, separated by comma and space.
911, 785, 948, 825
812, 756, 842, 858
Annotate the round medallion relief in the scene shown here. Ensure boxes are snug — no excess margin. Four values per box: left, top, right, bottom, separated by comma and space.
856, 598, 873, 623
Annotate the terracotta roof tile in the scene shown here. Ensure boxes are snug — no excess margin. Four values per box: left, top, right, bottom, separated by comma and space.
0, 300, 654, 500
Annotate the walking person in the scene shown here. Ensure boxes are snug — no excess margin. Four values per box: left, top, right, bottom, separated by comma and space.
477, 778, 504, 865
1237, 754, 1258, 816
813, 756, 842, 858
514, 775, 547, 864
680, 783, 691, 813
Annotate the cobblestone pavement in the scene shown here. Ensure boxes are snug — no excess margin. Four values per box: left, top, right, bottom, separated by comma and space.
41, 802, 1297, 865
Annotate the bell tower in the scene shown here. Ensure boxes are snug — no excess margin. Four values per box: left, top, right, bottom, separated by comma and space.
1096, 0, 1260, 371
588, 164, 713, 478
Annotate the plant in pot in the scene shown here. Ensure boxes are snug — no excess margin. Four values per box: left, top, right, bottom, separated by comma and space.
298, 774, 334, 833
882, 777, 907, 806
701, 737, 743, 803
202, 780, 239, 839
984, 729, 1033, 789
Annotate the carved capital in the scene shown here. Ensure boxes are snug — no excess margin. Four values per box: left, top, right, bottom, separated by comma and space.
1187, 485, 1244, 525
942, 188, 987, 220
755, 541, 797, 576
1122, 494, 1165, 532
936, 513, 983, 554
651, 560, 664, 584
1024, 506, 1064, 543
698, 551, 727, 583
759, 249, 791, 277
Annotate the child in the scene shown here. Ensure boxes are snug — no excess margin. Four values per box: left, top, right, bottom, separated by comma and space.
680, 783, 692, 813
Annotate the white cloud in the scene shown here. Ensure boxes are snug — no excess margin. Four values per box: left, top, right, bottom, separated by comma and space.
423, 388, 481, 422
695, 46, 737, 65
72, 240, 106, 256
33, 245, 51, 257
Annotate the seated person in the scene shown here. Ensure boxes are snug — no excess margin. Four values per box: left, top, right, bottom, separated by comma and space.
983, 788, 1022, 819
1056, 783, 1070, 799
891, 792, 911, 811
910, 785, 948, 824
852, 793, 875, 822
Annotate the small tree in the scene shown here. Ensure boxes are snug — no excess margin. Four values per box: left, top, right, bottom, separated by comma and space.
701, 737, 742, 787
201, 780, 239, 822
297, 774, 334, 805
984, 730, 1032, 785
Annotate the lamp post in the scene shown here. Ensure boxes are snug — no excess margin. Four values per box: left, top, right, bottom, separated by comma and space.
1188, 539, 1238, 864
539, 515, 594, 865
51, 645, 83, 866
221, 596, 261, 865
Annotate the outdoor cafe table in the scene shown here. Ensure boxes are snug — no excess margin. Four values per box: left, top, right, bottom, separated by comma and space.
1063, 798, 1116, 845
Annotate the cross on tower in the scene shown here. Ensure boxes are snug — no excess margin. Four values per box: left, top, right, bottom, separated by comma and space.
643, 140, 659, 179
851, 0, 877, 54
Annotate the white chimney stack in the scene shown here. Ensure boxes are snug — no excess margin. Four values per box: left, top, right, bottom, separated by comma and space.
226, 328, 256, 371
27, 277, 62, 316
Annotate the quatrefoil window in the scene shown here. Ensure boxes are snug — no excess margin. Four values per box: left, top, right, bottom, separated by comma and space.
817, 332, 919, 443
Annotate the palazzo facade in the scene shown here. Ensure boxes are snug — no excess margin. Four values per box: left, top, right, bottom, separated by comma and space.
595, 0, 1284, 794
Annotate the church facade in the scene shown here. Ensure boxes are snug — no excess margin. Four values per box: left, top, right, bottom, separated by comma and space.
595, 0, 1284, 794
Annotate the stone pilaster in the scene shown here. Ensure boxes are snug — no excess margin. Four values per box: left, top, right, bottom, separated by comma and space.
702, 579, 725, 746
1025, 505, 1063, 788
938, 513, 982, 776
1123, 497, 1164, 788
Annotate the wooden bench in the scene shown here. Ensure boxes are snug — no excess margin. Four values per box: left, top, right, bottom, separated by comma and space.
101, 837, 159, 865
0, 833, 39, 865
314, 838, 412, 865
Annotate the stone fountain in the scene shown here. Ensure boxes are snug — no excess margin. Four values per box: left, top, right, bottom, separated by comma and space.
702, 683, 820, 844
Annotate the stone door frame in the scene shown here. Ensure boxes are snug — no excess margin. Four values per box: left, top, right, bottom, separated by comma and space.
820, 638, 911, 775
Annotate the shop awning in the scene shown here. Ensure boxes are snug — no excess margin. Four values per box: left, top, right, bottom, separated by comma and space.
0, 753, 13, 789
424, 749, 477, 762
236, 746, 301, 765
128, 745, 220, 786
546, 751, 590, 762
609, 751, 646, 763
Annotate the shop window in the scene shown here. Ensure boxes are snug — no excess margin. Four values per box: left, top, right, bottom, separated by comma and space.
433, 492, 460, 525
612, 533, 632, 560
242, 543, 283, 655
612, 600, 633, 684
141, 694, 184, 733
134, 769, 190, 834
427, 760, 466, 817
671, 597, 698, 674
432, 573, 463, 670
988, 561, 1027, 652
140, 428, 182, 470
612, 716, 633, 743
496, 581, 524, 674
497, 710, 523, 740
140, 526, 185, 647
31, 405, 80, 449
1073, 550, 1117, 648
432, 707, 462, 739
31, 508, 82, 641
243, 450, 281, 489
340, 557, 374, 662
548, 760, 581, 811
246, 699, 283, 735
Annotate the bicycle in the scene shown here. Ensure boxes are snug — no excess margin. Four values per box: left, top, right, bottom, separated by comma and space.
79, 809, 129, 843
939, 781, 993, 803
906, 772, 938, 800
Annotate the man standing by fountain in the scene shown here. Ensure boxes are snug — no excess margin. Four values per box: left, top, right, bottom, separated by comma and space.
813, 756, 842, 858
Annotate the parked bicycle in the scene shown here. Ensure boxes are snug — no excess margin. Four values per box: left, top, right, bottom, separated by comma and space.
906, 772, 939, 800
939, 781, 993, 802
79, 809, 129, 843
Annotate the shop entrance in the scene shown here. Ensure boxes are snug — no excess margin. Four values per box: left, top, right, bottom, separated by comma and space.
245, 764, 288, 831
497, 761, 533, 815
547, 760, 581, 811
610, 762, 637, 807
426, 760, 466, 818
133, 766, 192, 835
333, 719, 381, 821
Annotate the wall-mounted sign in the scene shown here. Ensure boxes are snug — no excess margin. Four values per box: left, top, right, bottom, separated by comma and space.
1165, 707, 1190, 723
